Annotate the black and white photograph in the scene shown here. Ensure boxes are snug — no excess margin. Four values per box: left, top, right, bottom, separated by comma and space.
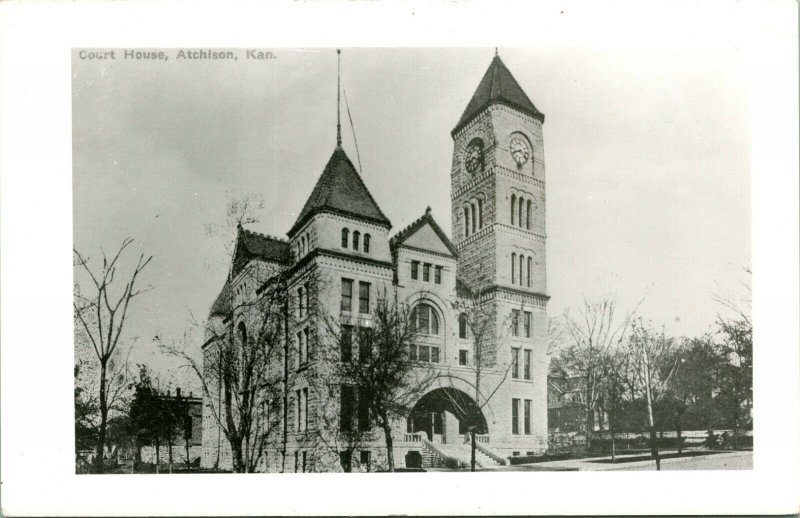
71, 46, 753, 474
1, 2, 798, 516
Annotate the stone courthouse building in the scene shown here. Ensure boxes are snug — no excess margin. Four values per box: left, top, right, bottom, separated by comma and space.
201, 53, 550, 472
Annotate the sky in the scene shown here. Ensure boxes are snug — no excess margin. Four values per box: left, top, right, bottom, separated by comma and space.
72, 47, 751, 386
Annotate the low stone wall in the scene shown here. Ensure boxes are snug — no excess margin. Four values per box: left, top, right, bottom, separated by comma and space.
140, 445, 202, 465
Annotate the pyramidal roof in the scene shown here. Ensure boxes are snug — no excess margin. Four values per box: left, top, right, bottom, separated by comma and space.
452, 54, 544, 136
289, 146, 391, 236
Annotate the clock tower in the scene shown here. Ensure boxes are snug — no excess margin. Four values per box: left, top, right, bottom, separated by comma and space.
451, 53, 549, 450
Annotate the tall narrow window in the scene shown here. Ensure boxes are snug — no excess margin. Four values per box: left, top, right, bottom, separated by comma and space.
518, 197, 524, 227
358, 387, 370, 431
304, 328, 310, 362
524, 349, 531, 380
459, 350, 468, 366
341, 228, 349, 248
411, 261, 419, 280
358, 282, 370, 314
238, 322, 247, 347
341, 278, 353, 312
519, 255, 525, 286
431, 347, 440, 363
298, 287, 305, 318
458, 313, 468, 339
524, 399, 531, 434
524, 311, 532, 338
423, 263, 431, 282
303, 387, 309, 431
478, 199, 484, 229
412, 303, 439, 335
434, 266, 442, 284
340, 386, 354, 432
297, 331, 305, 367
471, 203, 477, 234
340, 325, 353, 362
464, 207, 470, 237
527, 257, 532, 288
358, 327, 372, 362
363, 234, 371, 253
512, 347, 520, 378
512, 310, 520, 337
526, 200, 532, 230
296, 389, 302, 431
512, 399, 520, 435
511, 253, 516, 284
510, 194, 516, 225
352, 231, 360, 251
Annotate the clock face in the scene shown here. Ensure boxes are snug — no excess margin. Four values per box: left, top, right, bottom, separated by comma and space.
464, 141, 483, 174
509, 134, 531, 166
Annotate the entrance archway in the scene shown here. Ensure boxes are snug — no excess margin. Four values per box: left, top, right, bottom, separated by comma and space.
407, 387, 488, 444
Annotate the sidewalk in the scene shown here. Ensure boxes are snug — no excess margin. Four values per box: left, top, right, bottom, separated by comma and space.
520, 450, 752, 471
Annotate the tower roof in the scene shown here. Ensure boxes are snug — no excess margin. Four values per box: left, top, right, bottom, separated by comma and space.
289, 146, 391, 236
452, 54, 544, 136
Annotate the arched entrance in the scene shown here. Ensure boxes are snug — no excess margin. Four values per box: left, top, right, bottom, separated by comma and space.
407, 387, 488, 444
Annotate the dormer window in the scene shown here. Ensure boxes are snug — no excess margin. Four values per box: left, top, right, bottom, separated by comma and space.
341, 228, 349, 249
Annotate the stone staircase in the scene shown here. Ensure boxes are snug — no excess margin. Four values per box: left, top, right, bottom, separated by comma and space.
421, 439, 504, 468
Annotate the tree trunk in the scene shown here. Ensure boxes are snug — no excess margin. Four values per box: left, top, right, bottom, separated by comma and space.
155, 435, 161, 474
94, 362, 108, 474
168, 437, 173, 473
677, 426, 683, 454
186, 440, 190, 468
470, 431, 477, 472
381, 419, 395, 472
648, 426, 661, 470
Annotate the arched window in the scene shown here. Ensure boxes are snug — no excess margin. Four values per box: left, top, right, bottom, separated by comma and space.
511, 253, 516, 284
519, 254, 525, 286
527, 257, 532, 288
471, 203, 477, 234
298, 287, 305, 317
353, 231, 360, 251
459, 313, 468, 339
412, 303, 439, 335
478, 199, 484, 229
510, 194, 516, 225
526, 200, 532, 230
363, 234, 371, 254
238, 321, 247, 347
341, 228, 349, 248
518, 197, 524, 227
464, 207, 470, 237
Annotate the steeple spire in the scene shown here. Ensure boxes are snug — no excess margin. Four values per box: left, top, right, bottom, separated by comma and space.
336, 49, 342, 147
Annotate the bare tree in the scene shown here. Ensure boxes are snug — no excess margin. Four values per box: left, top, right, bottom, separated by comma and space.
627, 318, 682, 470
449, 281, 514, 471
73, 238, 152, 473
556, 295, 635, 444
326, 292, 436, 472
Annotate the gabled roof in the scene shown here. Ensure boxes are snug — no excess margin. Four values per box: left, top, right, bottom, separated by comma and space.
289, 146, 391, 237
232, 225, 291, 277
452, 54, 544, 136
209, 280, 232, 318
390, 207, 459, 258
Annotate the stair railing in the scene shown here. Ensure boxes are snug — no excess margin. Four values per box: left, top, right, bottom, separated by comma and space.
475, 442, 507, 465
421, 437, 466, 468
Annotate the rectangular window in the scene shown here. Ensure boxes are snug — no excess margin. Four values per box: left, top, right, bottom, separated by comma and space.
304, 282, 310, 314
419, 345, 430, 362
298, 287, 305, 318
294, 451, 299, 472
302, 451, 307, 473
434, 266, 442, 284
512, 399, 520, 435
296, 389, 302, 431
341, 278, 353, 312
459, 350, 468, 366
431, 347, 440, 363
340, 386, 354, 432
358, 281, 370, 314
341, 325, 353, 362
524, 349, 531, 380
524, 399, 531, 435
459, 314, 467, 339
512, 347, 520, 379
423, 263, 431, 282
524, 311, 531, 338
512, 310, 520, 336
411, 261, 419, 280
409, 343, 417, 361
358, 327, 372, 362
304, 328, 310, 362
303, 387, 309, 431
358, 387, 370, 431
360, 451, 371, 472
297, 331, 304, 368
